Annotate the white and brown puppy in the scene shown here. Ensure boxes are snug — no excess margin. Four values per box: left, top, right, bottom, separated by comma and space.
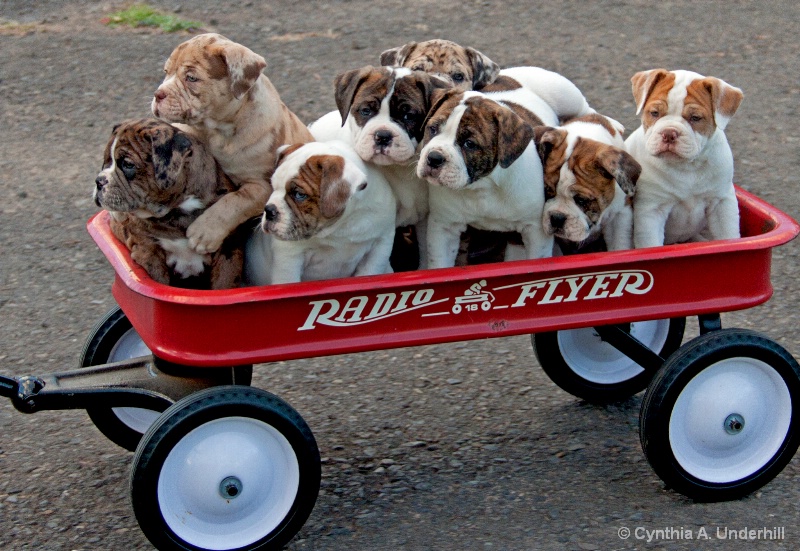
245, 141, 396, 285
417, 87, 557, 268
94, 119, 243, 289
534, 114, 641, 251
625, 69, 744, 248
152, 32, 313, 255
309, 66, 451, 268
380, 39, 594, 121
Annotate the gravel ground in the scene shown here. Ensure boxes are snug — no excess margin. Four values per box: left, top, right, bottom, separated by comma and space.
1, 1, 800, 550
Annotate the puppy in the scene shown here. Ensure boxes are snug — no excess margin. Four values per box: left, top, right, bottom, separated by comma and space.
380, 39, 594, 121
624, 69, 744, 247
152, 33, 313, 255
417, 87, 557, 268
309, 66, 451, 269
94, 119, 243, 289
245, 141, 396, 285
534, 114, 641, 252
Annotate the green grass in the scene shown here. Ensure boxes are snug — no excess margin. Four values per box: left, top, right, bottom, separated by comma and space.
104, 4, 204, 32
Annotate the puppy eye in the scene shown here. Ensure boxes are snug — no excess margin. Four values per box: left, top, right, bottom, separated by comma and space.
120, 159, 136, 171
412, 65, 425, 71
291, 189, 309, 202
402, 111, 417, 123
185, 74, 198, 83
689, 114, 703, 123
452, 72, 465, 82
428, 124, 440, 137
359, 106, 373, 117
462, 139, 478, 150
649, 110, 660, 119
574, 196, 593, 209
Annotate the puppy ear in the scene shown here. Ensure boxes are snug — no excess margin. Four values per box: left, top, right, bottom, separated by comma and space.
532, 126, 566, 166
465, 46, 499, 89
334, 66, 376, 126
315, 155, 351, 219
631, 68, 670, 115
421, 87, 457, 135
275, 143, 304, 168
151, 125, 192, 189
597, 147, 641, 197
701, 77, 743, 130
379, 42, 417, 66
494, 107, 535, 169
213, 41, 267, 99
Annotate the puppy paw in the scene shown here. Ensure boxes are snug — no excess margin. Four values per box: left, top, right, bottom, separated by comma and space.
187, 218, 228, 254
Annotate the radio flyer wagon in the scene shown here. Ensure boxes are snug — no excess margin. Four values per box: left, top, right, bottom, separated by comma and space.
1, 186, 799, 551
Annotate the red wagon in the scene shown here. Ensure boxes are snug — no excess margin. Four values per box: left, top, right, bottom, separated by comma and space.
2, 186, 799, 551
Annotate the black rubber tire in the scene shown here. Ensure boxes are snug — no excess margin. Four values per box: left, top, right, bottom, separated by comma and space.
532, 318, 685, 403
130, 386, 321, 551
80, 306, 252, 451
640, 328, 800, 502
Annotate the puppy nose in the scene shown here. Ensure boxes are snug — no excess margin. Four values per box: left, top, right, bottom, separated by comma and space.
550, 212, 567, 230
374, 130, 393, 146
154, 89, 167, 103
264, 204, 279, 222
95, 175, 107, 190
661, 129, 679, 144
426, 150, 446, 169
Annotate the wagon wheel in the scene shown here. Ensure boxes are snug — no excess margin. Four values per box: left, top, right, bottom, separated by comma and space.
81, 306, 252, 451
640, 328, 800, 501
130, 386, 321, 551
532, 318, 685, 403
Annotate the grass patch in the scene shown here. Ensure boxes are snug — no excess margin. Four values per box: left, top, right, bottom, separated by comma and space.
103, 4, 204, 32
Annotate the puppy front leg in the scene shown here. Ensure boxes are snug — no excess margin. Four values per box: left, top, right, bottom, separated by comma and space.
633, 206, 669, 248
426, 218, 465, 269
269, 240, 305, 284
603, 207, 634, 251
355, 232, 395, 277
706, 192, 741, 240
415, 216, 430, 270
188, 181, 270, 254
520, 223, 554, 260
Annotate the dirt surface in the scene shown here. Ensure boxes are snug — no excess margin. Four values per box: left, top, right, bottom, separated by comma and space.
2, 1, 800, 550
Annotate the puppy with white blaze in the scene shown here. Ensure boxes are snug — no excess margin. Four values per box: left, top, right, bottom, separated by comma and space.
534, 113, 641, 252
244, 141, 396, 285
309, 65, 451, 269
417, 87, 557, 268
624, 69, 744, 248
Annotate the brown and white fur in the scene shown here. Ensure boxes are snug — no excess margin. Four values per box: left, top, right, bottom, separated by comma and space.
534, 114, 641, 251
308, 66, 451, 268
94, 119, 243, 289
244, 140, 396, 285
152, 33, 313, 255
417, 87, 557, 268
380, 39, 594, 121
624, 69, 744, 248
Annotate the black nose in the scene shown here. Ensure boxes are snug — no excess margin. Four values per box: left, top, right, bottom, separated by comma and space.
264, 204, 279, 222
550, 212, 568, 230
427, 150, 445, 169
374, 130, 393, 146
95, 175, 107, 190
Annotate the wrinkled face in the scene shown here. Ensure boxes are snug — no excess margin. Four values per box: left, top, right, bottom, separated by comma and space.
151, 33, 266, 125
262, 144, 367, 240
632, 69, 743, 161
379, 39, 499, 91
536, 129, 640, 243
333, 66, 450, 165
94, 119, 193, 218
416, 91, 534, 189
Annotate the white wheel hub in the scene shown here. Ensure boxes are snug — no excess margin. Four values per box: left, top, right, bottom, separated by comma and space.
669, 357, 792, 483
108, 327, 161, 433
558, 320, 670, 384
158, 416, 300, 549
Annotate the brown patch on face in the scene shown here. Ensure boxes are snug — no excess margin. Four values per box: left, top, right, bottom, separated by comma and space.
391, 72, 452, 140
631, 69, 675, 129
533, 126, 568, 199
281, 154, 350, 239
380, 39, 499, 90
333, 66, 392, 126
684, 77, 743, 137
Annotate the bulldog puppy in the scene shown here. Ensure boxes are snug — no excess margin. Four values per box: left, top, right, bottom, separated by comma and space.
94, 119, 243, 289
534, 113, 641, 252
380, 39, 594, 121
417, 87, 557, 268
152, 33, 313, 255
245, 141, 396, 285
308, 66, 451, 269
624, 69, 744, 247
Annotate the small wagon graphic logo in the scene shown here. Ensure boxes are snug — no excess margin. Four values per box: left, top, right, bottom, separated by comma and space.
452, 280, 495, 314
